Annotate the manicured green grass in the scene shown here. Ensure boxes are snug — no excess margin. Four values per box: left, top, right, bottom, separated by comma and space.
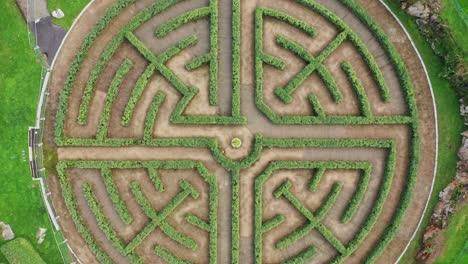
440, 0, 468, 64
383, 1, 466, 263
434, 203, 468, 263
0, 1, 63, 263
48, 0, 90, 29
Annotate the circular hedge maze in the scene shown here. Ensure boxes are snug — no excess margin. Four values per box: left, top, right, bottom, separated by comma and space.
44, 0, 437, 263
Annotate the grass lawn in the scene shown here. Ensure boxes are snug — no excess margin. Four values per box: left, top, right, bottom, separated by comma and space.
0, 1, 63, 263
440, 0, 468, 64
434, 202, 468, 264
47, 0, 90, 30
383, 1, 466, 263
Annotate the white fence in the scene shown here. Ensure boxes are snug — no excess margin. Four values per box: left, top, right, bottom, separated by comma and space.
25, 0, 83, 263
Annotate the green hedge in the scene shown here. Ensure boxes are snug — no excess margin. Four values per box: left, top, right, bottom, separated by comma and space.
121, 34, 197, 126
143, 92, 166, 142
56, 0, 136, 141
185, 54, 211, 71
254, 161, 373, 262
0, 238, 46, 264
283, 246, 317, 264
341, 165, 372, 224
101, 168, 132, 224
337, 0, 421, 262
308, 167, 326, 191
57, 163, 113, 263
56, 0, 185, 139
254, 4, 400, 124
155, 7, 211, 37
59, 160, 218, 264
341, 61, 372, 117
258, 7, 317, 37
147, 167, 165, 192
97, 59, 133, 140
273, 35, 343, 104
155, 245, 190, 264
231, 0, 241, 117
315, 183, 343, 219
252, 147, 400, 263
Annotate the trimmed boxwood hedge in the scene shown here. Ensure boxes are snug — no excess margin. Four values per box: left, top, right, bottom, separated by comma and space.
253, 148, 396, 263
83, 183, 142, 263
0, 238, 47, 264
101, 167, 133, 224
341, 61, 372, 117
337, 1, 421, 262
58, 160, 218, 264
341, 165, 372, 224
56, 163, 113, 263
54, 0, 421, 262
155, 245, 191, 264
97, 59, 133, 140
254, 0, 400, 124
56, 0, 183, 141
155, 7, 211, 37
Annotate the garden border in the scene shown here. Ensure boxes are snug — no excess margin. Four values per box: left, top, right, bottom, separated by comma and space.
377, 1, 439, 263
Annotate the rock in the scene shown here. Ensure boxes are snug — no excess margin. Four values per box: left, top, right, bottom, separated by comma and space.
423, 224, 438, 241
57, 9, 65, 18
0, 222, 15, 241
52, 9, 65, 19
458, 136, 468, 161
400, 1, 408, 10
407, 2, 431, 18
36, 228, 47, 244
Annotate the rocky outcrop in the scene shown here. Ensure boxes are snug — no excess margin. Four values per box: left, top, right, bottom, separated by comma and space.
400, 2, 468, 260
400, 0, 467, 119
36, 228, 47, 244
0, 222, 15, 241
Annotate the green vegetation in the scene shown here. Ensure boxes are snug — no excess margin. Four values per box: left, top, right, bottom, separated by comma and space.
254, 1, 416, 124
97, 59, 133, 140
254, 158, 396, 263
83, 183, 140, 263
0, 1, 62, 263
101, 168, 133, 224
59, 160, 218, 264
434, 203, 468, 263
382, 1, 466, 263
440, 0, 468, 64
341, 165, 372, 224
0, 238, 46, 264
48, 0, 90, 29
231, 138, 242, 148
48, 0, 450, 262
341, 61, 372, 117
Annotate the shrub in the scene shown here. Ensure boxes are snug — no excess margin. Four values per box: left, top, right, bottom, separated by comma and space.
155, 245, 190, 264
97, 59, 133, 140
143, 92, 166, 142
309, 167, 326, 191
258, 7, 317, 37
101, 168, 132, 224
56, 163, 113, 263
147, 167, 165, 192
56, 0, 136, 141
341, 166, 372, 224
341, 61, 372, 117
253, 158, 391, 262
0, 238, 46, 264
283, 246, 317, 264
155, 7, 211, 37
